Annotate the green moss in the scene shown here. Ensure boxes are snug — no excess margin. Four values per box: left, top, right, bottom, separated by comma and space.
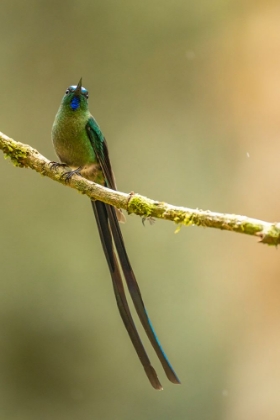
170, 210, 192, 226
3, 143, 29, 168
128, 195, 153, 217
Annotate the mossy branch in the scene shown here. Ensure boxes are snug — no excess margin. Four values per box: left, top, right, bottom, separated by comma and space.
1, 131, 279, 246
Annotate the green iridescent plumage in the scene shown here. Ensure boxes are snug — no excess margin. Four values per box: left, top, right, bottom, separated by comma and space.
51, 79, 180, 389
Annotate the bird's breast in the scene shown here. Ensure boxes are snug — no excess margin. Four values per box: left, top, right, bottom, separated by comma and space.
52, 111, 97, 169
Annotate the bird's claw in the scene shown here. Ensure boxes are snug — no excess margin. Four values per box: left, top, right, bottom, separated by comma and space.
61, 167, 82, 183
49, 161, 67, 170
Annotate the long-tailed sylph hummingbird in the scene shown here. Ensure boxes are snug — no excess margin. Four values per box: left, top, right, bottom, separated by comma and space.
51, 78, 180, 390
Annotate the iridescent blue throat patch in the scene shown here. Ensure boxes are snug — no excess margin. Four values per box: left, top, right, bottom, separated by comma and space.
70, 96, 80, 110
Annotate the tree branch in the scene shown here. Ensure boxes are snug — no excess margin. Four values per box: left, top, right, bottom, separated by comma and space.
1, 131, 279, 246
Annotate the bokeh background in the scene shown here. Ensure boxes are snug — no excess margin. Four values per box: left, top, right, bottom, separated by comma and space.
1, 1, 280, 419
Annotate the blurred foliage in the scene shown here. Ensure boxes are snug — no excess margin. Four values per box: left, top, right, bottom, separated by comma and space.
1, 1, 280, 419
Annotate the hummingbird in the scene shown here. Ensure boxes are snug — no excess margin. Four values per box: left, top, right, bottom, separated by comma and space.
51, 78, 180, 390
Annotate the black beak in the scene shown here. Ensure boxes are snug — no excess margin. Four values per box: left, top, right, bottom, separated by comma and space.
74, 78, 82, 95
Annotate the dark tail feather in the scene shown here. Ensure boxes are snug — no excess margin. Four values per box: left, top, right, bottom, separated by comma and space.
105, 204, 180, 385
91, 200, 163, 390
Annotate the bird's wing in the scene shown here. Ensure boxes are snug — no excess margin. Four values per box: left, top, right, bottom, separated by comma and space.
86, 117, 117, 190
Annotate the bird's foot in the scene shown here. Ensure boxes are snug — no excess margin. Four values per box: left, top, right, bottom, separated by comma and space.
49, 161, 67, 170
61, 167, 82, 183
142, 216, 156, 226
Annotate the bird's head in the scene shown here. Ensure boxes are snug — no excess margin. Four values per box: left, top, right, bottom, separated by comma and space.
61, 78, 89, 112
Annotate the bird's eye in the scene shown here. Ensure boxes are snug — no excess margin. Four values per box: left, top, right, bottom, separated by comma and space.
85, 93, 89, 99
65, 89, 70, 95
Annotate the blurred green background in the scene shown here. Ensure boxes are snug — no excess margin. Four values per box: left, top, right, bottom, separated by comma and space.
1, 1, 280, 419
